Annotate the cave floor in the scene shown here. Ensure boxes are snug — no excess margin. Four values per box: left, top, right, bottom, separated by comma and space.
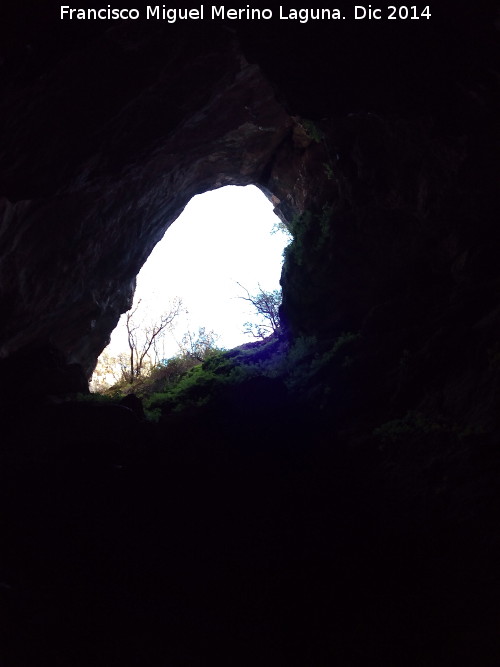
2, 401, 500, 667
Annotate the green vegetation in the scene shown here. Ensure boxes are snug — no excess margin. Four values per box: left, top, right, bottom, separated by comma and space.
88, 204, 355, 421
300, 119, 324, 144
285, 203, 334, 268
89, 328, 361, 421
280, 332, 360, 409
373, 410, 488, 445
270, 217, 293, 239
285, 210, 311, 266
373, 411, 446, 444
73, 392, 118, 406
142, 351, 250, 417
323, 161, 335, 180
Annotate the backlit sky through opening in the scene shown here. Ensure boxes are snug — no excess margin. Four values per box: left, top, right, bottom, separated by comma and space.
103, 184, 291, 363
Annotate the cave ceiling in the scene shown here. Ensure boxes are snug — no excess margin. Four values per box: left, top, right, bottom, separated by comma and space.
0, 3, 497, 377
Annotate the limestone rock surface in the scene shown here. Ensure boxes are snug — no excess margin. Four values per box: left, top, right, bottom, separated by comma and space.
0, 23, 293, 375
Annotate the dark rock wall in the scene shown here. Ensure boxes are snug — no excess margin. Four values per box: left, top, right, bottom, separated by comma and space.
245, 4, 500, 441
0, 22, 292, 375
1, 3, 497, 387
1, 5, 500, 666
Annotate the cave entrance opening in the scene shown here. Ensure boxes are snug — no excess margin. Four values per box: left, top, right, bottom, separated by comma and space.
90, 184, 291, 391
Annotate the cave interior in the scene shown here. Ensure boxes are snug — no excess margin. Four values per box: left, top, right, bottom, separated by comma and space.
0, 3, 499, 665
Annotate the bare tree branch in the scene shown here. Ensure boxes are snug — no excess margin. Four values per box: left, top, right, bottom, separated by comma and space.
236, 282, 282, 340
125, 297, 183, 383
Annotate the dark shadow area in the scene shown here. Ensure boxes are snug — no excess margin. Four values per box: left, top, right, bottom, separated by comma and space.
1, 3, 499, 665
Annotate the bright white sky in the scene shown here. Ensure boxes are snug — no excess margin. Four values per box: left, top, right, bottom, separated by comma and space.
103, 184, 290, 362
